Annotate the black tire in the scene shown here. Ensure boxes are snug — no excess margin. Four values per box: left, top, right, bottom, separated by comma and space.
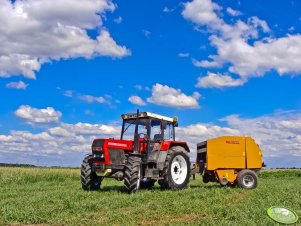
124, 156, 142, 194
202, 173, 210, 183
237, 169, 258, 189
159, 146, 190, 190
81, 155, 102, 191
140, 179, 156, 189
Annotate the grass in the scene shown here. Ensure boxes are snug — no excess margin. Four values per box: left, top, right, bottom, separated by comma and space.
0, 167, 300, 226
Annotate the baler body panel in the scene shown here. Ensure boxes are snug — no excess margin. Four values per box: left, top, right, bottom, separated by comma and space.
205, 136, 262, 170
245, 137, 263, 168
206, 136, 246, 170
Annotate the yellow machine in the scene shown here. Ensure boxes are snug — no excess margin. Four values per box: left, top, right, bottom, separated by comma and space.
195, 136, 264, 189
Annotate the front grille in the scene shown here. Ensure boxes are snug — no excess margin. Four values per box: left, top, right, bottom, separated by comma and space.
108, 149, 126, 165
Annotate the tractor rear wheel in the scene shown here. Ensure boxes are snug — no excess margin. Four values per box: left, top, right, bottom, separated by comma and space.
237, 169, 258, 189
124, 156, 142, 194
81, 155, 103, 190
159, 147, 190, 190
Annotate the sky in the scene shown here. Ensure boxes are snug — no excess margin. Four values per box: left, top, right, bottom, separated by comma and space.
0, 0, 301, 168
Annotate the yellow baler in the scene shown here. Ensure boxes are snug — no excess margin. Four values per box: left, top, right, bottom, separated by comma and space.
195, 136, 264, 189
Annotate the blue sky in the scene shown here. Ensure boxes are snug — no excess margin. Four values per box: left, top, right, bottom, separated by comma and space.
0, 0, 301, 168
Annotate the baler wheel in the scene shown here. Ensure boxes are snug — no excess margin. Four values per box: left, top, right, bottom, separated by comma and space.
124, 156, 142, 194
237, 169, 258, 189
81, 155, 103, 191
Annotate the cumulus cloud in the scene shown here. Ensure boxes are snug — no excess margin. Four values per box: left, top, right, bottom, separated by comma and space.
196, 72, 245, 88
182, 0, 301, 84
0, 0, 131, 79
95, 29, 131, 58
128, 95, 146, 106
6, 80, 28, 89
226, 7, 242, 17
15, 105, 62, 124
0, 122, 120, 156
147, 83, 201, 109
220, 112, 301, 158
1, 110, 301, 166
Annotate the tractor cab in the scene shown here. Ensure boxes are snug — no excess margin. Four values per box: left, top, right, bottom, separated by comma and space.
120, 112, 178, 154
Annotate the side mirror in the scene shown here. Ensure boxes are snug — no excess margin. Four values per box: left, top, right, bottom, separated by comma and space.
161, 121, 167, 130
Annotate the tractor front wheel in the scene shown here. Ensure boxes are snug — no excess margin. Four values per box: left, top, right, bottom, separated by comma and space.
237, 169, 258, 189
81, 155, 103, 190
124, 156, 142, 194
159, 147, 190, 190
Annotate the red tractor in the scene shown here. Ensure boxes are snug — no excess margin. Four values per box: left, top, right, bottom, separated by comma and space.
81, 110, 191, 193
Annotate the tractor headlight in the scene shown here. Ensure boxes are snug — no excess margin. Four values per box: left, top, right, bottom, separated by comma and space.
93, 152, 105, 162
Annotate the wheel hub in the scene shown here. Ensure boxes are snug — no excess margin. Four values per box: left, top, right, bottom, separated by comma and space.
243, 175, 255, 188
171, 155, 188, 185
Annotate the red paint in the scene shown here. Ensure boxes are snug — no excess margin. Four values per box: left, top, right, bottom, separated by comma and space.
93, 138, 190, 165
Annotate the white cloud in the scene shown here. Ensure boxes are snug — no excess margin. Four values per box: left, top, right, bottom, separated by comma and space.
196, 72, 245, 88
220, 112, 301, 158
226, 7, 242, 17
208, 35, 301, 77
6, 80, 28, 89
0, 0, 130, 79
63, 90, 113, 105
178, 53, 190, 57
0, 122, 120, 156
78, 94, 106, 104
183, 0, 301, 82
182, 0, 223, 27
95, 29, 131, 58
163, 7, 175, 13
128, 95, 146, 106
60, 122, 120, 136
15, 105, 62, 124
48, 127, 73, 137
135, 84, 143, 90
1, 110, 301, 166
175, 111, 301, 162
114, 16, 122, 24
63, 90, 74, 97
147, 83, 201, 109
142, 29, 151, 38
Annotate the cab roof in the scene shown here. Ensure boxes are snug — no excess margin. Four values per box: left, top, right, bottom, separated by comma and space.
121, 112, 177, 123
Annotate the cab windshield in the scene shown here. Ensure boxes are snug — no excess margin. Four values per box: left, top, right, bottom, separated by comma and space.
121, 118, 174, 141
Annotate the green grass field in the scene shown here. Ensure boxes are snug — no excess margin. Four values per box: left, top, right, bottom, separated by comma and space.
0, 167, 300, 226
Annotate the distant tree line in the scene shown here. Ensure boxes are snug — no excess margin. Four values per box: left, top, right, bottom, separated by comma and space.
0, 163, 36, 168
0, 163, 79, 169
